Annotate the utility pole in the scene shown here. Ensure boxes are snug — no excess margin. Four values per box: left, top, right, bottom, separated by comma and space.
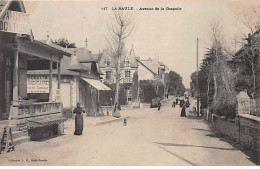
196, 38, 199, 116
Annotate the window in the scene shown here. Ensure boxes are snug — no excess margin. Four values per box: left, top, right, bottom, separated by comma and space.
125, 70, 130, 78
124, 57, 130, 67
106, 71, 111, 80
106, 58, 111, 67
125, 70, 130, 82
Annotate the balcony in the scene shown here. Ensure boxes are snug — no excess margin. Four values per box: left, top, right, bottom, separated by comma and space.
11, 101, 63, 119
124, 77, 133, 83
104, 79, 114, 84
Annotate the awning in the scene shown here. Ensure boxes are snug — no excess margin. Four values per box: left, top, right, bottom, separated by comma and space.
80, 77, 111, 91
27, 115, 66, 129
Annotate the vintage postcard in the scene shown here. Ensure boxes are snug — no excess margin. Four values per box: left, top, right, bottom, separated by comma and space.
0, 0, 259, 166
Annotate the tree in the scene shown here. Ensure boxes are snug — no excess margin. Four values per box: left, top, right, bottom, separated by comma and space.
234, 6, 260, 100
130, 71, 139, 101
165, 71, 186, 95
106, 11, 135, 117
139, 80, 157, 103
52, 37, 76, 48
190, 71, 198, 97
195, 21, 238, 118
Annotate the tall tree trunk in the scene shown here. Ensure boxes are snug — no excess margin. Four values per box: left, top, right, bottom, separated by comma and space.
207, 77, 211, 120
207, 77, 210, 108
213, 67, 218, 99
251, 64, 256, 100
112, 26, 123, 117
113, 55, 121, 117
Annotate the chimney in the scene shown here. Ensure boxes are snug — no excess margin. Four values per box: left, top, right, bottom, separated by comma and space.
68, 50, 81, 70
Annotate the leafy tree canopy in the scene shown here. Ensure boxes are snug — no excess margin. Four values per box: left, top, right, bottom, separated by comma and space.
52, 37, 76, 48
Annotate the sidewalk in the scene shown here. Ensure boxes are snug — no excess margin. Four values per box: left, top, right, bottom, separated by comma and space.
65, 109, 134, 130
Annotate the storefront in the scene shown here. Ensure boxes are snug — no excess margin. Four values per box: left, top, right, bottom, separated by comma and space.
26, 48, 111, 117
0, 0, 71, 149
66, 48, 111, 116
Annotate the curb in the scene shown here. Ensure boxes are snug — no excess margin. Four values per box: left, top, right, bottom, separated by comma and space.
95, 116, 131, 126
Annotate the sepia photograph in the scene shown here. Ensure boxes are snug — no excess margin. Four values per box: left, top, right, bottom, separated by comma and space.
0, 0, 259, 166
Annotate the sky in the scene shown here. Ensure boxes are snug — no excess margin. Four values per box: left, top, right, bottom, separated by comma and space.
23, 0, 259, 88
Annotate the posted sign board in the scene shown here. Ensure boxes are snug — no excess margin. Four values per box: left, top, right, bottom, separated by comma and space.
27, 75, 49, 93
0, 10, 30, 35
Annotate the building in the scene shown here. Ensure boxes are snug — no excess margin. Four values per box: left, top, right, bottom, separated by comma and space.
233, 28, 260, 116
65, 47, 111, 116
99, 48, 138, 84
27, 39, 111, 117
0, 0, 72, 148
98, 47, 138, 103
136, 57, 168, 97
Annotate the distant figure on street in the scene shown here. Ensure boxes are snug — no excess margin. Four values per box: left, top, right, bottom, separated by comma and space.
73, 102, 85, 135
107, 111, 109, 116
176, 98, 179, 105
172, 101, 176, 108
186, 100, 190, 108
114, 102, 118, 112
179, 99, 184, 108
158, 101, 162, 111
123, 118, 127, 126
180, 102, 187, 117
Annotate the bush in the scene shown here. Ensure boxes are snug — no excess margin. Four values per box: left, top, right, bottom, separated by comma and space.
140, 80, 160, 103
157, 82, 165, 99
99, 83, 127, 106
119, 84, 127, 105
212, 91, 237, 118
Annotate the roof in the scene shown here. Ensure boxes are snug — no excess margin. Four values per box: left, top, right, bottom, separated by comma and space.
61, 55, 80, 75
137, 59, 159, 75
0, 0, 26, 19
92, 53, 101, 62
65, 48, 96, 63
67, 54, 87, 71
234, 28, 260, 57
0, 1, 9, 18
27, 54, 80, 76
65, 48, 102, 74
98, 48, 138, 68
80, 77, 111, 91
37, 40, 71, 56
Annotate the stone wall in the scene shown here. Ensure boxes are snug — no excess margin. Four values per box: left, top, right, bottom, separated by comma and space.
211, 114, 238, 141
238, 114, 260, 151
210, 114, 260, 152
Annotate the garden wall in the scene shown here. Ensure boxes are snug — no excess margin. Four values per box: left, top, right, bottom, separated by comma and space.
210, 114, 260, 152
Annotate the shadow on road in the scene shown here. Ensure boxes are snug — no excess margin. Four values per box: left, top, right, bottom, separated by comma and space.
186, 116, 203, 120
192, 128, 211, 132
157, 146, 197, 166
154, 142, 237, 151
207, 126, 260, 165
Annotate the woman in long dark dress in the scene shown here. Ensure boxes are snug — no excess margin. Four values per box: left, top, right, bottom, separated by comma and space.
73, 103, 84, 135
180, 102, 187, 117
158, 101, 162, 111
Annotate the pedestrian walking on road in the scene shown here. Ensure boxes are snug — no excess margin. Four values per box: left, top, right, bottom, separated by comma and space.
73, 102, 84, 135
180, 102, 187, 117
158, 101, 162, 111
172, 101, 176, 108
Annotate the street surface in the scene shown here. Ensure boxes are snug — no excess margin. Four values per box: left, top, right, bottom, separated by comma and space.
0, 98, 256, 166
